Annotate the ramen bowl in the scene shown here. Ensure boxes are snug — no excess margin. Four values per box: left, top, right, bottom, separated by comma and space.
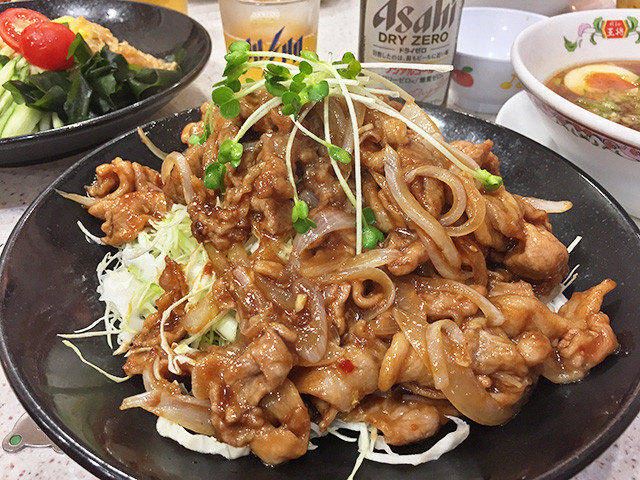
450, 8, 547, 114
512, 8, 640, 218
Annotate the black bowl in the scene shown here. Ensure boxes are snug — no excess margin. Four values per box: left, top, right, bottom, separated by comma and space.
1, 106, 639, 480
0, 0, 211, 167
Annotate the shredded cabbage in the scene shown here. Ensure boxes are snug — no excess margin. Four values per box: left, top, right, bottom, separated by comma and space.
315, 417, 469, 480
90, 204, 227, 348
156, 417, 250, 459
65, 203, 238, 364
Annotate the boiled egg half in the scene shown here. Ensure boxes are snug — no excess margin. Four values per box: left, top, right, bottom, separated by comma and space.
564, 64, 639, 95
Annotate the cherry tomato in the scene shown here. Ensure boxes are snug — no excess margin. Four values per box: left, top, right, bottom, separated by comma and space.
0, 8, 49, 53
20, 21, 76, 71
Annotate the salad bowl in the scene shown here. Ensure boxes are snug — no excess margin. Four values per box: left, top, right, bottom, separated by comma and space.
0, 0, 211, 167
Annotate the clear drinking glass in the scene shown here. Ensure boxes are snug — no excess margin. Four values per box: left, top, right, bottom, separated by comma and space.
134, 0, 188, 14
219, 0, 320, 77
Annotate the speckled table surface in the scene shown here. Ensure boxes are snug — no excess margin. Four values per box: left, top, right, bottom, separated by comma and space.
0, 0, 638, 479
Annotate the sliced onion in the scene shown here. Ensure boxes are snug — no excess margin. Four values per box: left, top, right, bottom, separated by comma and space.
391, 309, 516, 426
415, 231, 464, 281
443, 173, 486, 237
399, 102, 440, 136
292, 280, 329, 364
303, 248, 401, 279
161, 151, 195, 204
56, 190, 96, 207
254, 273, 296, 312
137, 126, 168, 160
405, 165, 467, 226
330, 267, 396, 321
520, 196, 573, 214
121, 389, 216, 436
292, 208, 355, 257
182, 289, 219, 334
413, 277, 505, 327
383, 145, 462, 276
328, 97, 354, 154
424, 319, 518, 426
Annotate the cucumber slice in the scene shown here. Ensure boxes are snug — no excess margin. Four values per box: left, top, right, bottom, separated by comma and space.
51, 112, 64, 128
0, 90, 13, 116
1, 104, 42, 138
0, 103, 16, 134
38, 112, 52, 132
0, 58, 17, 90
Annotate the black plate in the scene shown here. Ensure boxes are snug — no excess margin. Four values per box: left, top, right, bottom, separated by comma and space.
1, 106, 639, 480
0, 0, 211, 167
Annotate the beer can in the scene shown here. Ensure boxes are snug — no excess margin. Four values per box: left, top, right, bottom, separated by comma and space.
358, 0, 464, 105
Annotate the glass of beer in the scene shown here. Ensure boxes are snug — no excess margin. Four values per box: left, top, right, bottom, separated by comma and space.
134, 0, 188, 14
219, 0, 320, 78
618, 0, 640, 6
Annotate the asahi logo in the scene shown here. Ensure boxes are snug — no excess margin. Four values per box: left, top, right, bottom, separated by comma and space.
373, 0, 459, 33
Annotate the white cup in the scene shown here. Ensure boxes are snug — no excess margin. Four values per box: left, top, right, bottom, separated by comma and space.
449, 7, 547, 113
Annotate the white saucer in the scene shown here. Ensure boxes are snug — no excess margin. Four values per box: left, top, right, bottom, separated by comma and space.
495, 91, 558, 149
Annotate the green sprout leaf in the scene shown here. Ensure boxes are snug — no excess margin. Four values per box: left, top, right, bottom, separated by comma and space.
292, 72, 306, 83
299, 61, 313, 75
204, 162, 226, 190
308, 80, 329, 102
212, 85, 241, 119
265, 78, 288, 97
474, 169, 503, 192
289, 80, 305, 93
224, 41, 250, 67
189, 123, 211, 146
266, 64, 292, 78
281, 90, 302, 117
229, 41, 250, 53
218, 139, 244, 167
292, 200, 317, 234
219, 101, 240, 119
212, 86, 235, 104
328, 145, 351, 164
227, 79, 242, 92
292, 199, 309, 222
362, 206, 376, 225
362, 223, 385, 249
336, 52, 361, 79
300, 51, 319, 62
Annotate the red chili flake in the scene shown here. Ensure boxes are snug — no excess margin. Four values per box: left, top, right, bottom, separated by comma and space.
410, 424, 419, 431
338, 358, 355, 373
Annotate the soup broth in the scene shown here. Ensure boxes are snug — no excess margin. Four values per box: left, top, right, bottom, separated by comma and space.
546, 60, 640, 132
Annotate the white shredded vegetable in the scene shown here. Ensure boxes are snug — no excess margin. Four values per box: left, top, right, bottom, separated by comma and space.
66, 203, 240, 372
156, 417, 250, 459
318, 416, 470, 480
61, 340, 131, 383
89, 204, 226, 349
